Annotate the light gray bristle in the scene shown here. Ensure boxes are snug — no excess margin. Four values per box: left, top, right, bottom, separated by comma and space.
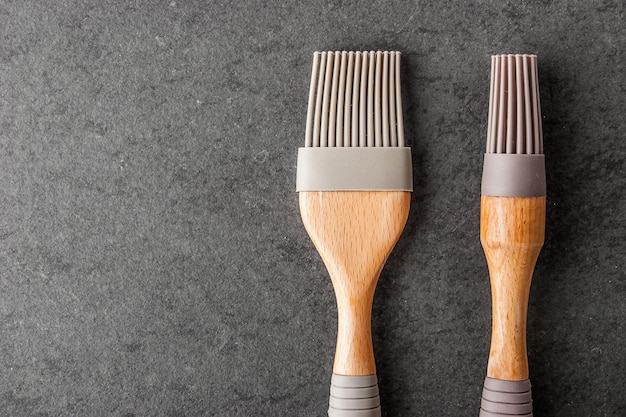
304, 51, 405, 148
486, 54, 543, 155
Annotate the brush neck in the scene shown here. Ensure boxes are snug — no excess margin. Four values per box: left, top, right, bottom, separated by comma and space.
333, 288, 377, 375
480, 195, 545, 380
299, 191, 410, 376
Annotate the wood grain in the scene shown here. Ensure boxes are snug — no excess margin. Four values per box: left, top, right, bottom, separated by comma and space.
481, 195, 546, 380
299, 191, 410, 375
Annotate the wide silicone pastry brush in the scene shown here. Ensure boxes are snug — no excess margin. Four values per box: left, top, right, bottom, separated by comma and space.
297, 51, 412, 417
479, 54, 546, 417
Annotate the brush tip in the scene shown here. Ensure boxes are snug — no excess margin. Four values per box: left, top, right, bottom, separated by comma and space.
486, 54, 543, 155
491, 53, 537, 59
304, 50, 405, 148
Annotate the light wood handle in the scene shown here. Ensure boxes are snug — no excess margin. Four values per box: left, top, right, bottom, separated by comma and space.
299, 191, 410, 375
481, 195, 545, 380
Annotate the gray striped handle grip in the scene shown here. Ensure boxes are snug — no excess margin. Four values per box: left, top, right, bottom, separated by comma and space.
328, 374, 381, 417
479, 377, 533, 417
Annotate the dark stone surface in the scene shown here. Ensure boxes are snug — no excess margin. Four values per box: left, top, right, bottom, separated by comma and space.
0, 1, 624, 416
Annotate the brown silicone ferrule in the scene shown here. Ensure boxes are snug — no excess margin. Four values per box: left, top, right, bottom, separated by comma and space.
481, 153, 545, 197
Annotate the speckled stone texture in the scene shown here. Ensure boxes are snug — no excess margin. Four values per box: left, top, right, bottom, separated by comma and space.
0, 0, 624, 416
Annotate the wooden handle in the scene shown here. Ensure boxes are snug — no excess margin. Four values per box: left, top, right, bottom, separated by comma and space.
481, 195, 545, 380
299, 191, 410, 375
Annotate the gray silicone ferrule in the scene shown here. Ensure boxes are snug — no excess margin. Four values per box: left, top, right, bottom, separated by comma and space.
296, 147, 413, 192
481, 153, 546, 197
479, 377, 533, 417
328, 374, 381, 417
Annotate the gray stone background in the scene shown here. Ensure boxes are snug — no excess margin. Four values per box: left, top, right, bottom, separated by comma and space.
1, 0, 624, 416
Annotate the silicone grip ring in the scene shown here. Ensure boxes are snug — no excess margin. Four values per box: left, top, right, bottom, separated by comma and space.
479, 377, 533, 417
328, 374, 381, 417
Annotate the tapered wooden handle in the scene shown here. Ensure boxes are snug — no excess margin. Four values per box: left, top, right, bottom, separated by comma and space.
480, 196, 545, 380
299, 191, 410, 375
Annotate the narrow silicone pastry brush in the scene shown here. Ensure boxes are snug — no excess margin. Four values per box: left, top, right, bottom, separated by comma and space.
479, 54, 546, 417
297, 51, 412, 417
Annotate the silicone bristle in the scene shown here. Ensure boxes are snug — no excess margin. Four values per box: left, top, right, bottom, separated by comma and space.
486, 54, 543, 155
305, 51, 404, 148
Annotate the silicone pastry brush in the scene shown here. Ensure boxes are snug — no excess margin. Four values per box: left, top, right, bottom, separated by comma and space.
479, 54, 546, 417
297, 51, 412, 417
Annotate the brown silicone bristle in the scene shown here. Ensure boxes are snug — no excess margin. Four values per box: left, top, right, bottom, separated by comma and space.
304, 51, 405, 148
486, 54, 543, 155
